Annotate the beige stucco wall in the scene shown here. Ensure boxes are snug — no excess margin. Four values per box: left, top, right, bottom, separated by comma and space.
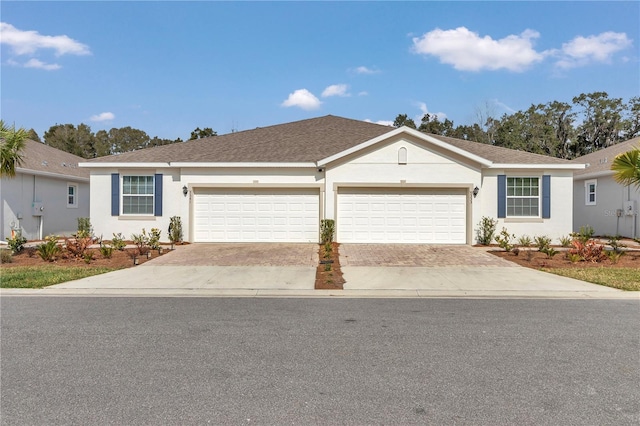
573, 175, 639, 238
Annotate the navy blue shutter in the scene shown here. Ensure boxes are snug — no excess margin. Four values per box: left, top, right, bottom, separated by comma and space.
154, 174, 163, 217
542, 175, 551, 218
497, 175, 506, 218
111, 173, 119, 216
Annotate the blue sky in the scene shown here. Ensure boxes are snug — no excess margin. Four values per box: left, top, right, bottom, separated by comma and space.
2, 1, 639, 141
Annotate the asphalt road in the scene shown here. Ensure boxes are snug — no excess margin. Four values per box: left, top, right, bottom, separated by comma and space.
1, 297, 638, 425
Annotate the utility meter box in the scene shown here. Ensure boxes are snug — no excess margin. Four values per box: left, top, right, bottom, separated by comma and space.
32, 202, 44, 216
623, 200, 637, 216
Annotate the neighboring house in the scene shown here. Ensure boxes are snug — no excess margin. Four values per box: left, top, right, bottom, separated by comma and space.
1, 140, 90, 241
572, 137, 640, 239
81, 115, 583, 245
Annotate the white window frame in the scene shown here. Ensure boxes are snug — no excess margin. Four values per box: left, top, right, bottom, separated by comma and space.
67, 183, 78, 208
585, 179, 597, 206
122, 175, 155, 215
506, 176, 541, 218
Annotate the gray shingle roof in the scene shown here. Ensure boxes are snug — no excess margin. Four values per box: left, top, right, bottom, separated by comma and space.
572, 137, 640, 177
16, 139, 89, 179
85, 115, 576, 166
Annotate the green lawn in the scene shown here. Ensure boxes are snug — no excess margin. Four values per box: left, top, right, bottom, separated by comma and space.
543, 267, 640, 291
0, 266, 121, 289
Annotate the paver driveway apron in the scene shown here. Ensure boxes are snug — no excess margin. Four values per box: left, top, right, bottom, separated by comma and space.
339, 244, 623, 296
52, 243, 318, 291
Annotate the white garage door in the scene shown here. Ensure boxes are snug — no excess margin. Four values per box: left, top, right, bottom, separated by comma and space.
193, 188, 319, 242
337, 188, 467, 244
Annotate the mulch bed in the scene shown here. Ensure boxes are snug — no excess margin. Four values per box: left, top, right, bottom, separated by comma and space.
489, 247, 640, 269
315, 242, 345, 290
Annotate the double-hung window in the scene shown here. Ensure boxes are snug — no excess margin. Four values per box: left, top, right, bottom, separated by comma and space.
67, 184, 78, 208
122, 176, 155, 215
585, 179, 597, 205
506, 177, 540, 217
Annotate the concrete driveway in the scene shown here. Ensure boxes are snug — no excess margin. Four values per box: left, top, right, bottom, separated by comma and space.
21, 243, 633, 298
49, 243, 318, 294
339, 244, 627, 297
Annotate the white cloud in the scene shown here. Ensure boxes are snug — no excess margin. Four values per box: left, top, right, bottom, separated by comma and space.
0, 22, 91, 56
415, 101, 447, 122
554, 32, 632, 69
358, 91, 368, 96
352, 66, 380, 75
23, 58, 61, 70
90, 112, 115, 122
322, 84, 350, 98
281, 89, 322, 110
364, 119, 394, 126
412, 27, 544, 72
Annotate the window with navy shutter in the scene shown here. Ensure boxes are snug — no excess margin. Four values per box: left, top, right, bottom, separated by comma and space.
499, 175, 550, 218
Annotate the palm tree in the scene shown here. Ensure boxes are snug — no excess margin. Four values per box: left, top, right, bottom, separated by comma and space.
0, 120, 28, 178
611, 145, 640, 188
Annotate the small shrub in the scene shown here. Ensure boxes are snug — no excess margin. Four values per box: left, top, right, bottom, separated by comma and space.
83, 251, 95, 264
566, 252, 582, 263
541, 247, 558, 258
607, 235, 626, 253
76, 217, 93, 238
64, 235, 92, 258
100, 245, 114, 259
534, 236, 552, 252
26, 246, 37, 258
323, 241, 333, 259
1, 249, 13, 263
476, 217, 498, 245
168, 216, 183, 244
569, 239, 605, 263
131, 229, 150, 256
111, 233, 126, 251
605, 250, 625, 264
571, 225, 594, 244
559, 235, 572, 248
6, 231, 27, 254
149, 228, 161, 250
37, 236, 61, 262
517, 235, 532, 247
320, 219, 335, 244
494, 228, 515, 252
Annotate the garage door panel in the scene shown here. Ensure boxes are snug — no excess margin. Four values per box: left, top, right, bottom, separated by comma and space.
194, 189, 319, 242
338, 188, 466, 244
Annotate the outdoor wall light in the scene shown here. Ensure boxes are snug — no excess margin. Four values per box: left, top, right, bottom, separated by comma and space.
182, 185, 188, 196
473, 186, 480, 198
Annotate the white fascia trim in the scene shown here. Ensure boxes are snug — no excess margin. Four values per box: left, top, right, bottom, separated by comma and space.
170, 162, 316, 168
489, 163, 586, 170
79, 162, 170, 168
16, 168, 89, 183
317, 126, 493, 167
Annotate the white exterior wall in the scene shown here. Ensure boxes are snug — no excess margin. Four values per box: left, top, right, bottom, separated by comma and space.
573, 175, 639, 238
89, 167, 321, 243
324, 138, 482, 244
1, 172, 89, 240
481, 170, 575, 244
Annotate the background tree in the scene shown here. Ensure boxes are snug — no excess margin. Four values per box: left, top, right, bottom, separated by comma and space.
392, 114, 416, 129
27, 129, 41, 142
44, 124, 96, 158
572, 92, 625, 156
418, 113, 455, 136
0, 120, 28, 178
611, 146, 640, 188
189, 127, 217, 140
